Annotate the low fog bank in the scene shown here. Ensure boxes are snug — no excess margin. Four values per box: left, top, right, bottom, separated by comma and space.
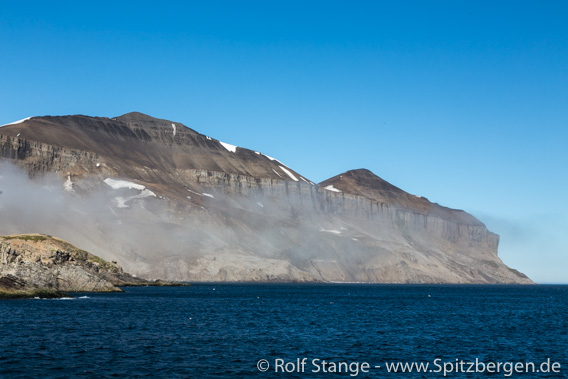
0, 162, 360, 280
0, 163, 210, 273
1, 162, 523, 283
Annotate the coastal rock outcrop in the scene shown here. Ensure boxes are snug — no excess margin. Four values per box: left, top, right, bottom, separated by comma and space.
0, 234, 147, 297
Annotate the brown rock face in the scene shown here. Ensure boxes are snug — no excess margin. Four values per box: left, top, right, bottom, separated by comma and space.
320, 169, 482, 224
0, 112, 303, 183
0, 114, 533, 284
0, 234, 147, 293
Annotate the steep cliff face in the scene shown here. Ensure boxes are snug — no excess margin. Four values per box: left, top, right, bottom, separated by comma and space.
318, 169, 499, 251
0, 234, 148, 295
0, 113, 533, 284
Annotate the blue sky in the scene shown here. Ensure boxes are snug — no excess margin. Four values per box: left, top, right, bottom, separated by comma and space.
1, 1, 567, 283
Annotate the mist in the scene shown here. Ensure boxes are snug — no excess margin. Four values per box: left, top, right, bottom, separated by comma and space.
0, 162, 208, 274
480, 213, 568, 284
1, 161, 537, 283
0, 162, 343, 280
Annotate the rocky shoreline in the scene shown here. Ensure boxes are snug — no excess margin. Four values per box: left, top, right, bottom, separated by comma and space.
0, 234, 188, 299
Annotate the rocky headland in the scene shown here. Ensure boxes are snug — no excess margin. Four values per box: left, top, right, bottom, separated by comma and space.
0, 234, 159, 298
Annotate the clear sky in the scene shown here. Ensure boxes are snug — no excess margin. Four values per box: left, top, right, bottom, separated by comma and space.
1, 1, 566, 283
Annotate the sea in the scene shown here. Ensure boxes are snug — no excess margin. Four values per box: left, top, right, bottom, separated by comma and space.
1, 284, 567, 378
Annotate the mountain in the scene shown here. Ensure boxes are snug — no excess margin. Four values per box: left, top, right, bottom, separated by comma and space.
0, 113, 533, 284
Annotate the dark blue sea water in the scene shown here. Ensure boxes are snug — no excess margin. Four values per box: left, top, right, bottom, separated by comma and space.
1, 284, 567, 378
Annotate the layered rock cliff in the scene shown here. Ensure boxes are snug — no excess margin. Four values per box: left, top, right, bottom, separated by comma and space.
0, 234, 148, 297
0, 113, 533, 284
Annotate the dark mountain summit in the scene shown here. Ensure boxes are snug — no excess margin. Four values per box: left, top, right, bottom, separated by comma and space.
0, 112, 305, 182
0, 113, 532, 284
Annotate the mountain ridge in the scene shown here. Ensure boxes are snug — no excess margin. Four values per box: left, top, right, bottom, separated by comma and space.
0, 112, 308, 185
0, 112, 533, 284
321, 168, 483, 226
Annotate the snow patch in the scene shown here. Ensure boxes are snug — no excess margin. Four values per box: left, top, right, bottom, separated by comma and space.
324, 184, 342, 193
0, 117, 31, 128
115, 189, 156, 208
220, 141, 237, 153
172, 123, 176, 136
262, 153, 286, 166
104, 178, 156, 208
206, 136, 212, 140
257, 202, 264, 208
202, 193, 215, 198
257, 152, 302, 178
96, 163, 101, 168
104, 178, 146, 191
186, 189, 203, 196
300, 177, 315, 186
272, 169, 282, 178
319, 227, 341, 235
279, 166, 298, 181
64, 176, 74, 192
